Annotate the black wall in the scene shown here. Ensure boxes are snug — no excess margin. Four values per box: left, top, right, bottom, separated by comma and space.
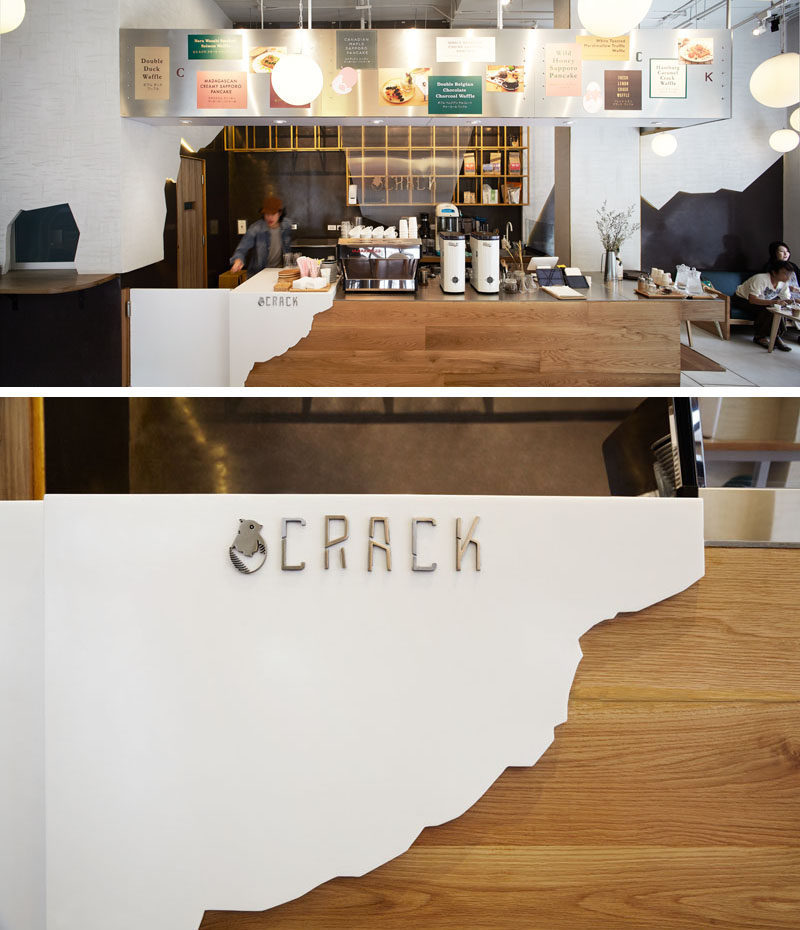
221, 148, 523, 266
126, 132, 525, 284
227, 150, 351, 246
641, 159, 783, 273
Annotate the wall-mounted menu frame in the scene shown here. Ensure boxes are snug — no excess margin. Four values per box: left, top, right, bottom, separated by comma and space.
650, 59, 688, 99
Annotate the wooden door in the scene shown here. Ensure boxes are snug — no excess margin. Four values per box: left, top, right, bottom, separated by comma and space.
0, 398, 45, 499
177, 156, 207, 289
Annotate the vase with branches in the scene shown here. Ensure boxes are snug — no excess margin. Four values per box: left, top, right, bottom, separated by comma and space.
596, 201, 640, 280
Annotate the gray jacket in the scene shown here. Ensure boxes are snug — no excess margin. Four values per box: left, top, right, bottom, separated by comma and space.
231, 216, 293, 273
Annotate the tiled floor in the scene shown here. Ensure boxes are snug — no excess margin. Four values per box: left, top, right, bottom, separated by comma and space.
681, 323, 800, 387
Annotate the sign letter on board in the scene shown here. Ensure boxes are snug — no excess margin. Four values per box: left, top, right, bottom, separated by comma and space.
281, 518, 306, 571
456, 517, 481, 571
325, 516, 349, 569
368, 517, 392, 571
412, 518, 437, 573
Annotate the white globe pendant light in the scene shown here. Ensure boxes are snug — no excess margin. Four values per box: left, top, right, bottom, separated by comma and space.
651, 132, 678, 157
0, 0, 25, 34
270, 54, 324, 106
769, 129, 799, 153
749, 52, 800, 108
790, 108, 800, 132
577, 0, 652, 37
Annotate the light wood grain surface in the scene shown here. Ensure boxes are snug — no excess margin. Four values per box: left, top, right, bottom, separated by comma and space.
0, 397, 44, 500
200, 547, 800, 929
247, 299, 683, 387
0, 270, 117, 295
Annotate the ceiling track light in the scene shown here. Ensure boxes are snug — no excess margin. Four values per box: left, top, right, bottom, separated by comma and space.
752, 18, 767, 36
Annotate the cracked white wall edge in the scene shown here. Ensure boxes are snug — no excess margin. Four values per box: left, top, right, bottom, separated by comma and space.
1, 495, 704, 930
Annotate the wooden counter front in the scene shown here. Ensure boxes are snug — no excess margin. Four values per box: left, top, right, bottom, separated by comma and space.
0, 271, 124, 386
246, 281, 721, 387
200, 546, 800, 930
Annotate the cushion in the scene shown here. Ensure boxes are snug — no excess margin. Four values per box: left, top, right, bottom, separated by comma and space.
702, 270, 756, 321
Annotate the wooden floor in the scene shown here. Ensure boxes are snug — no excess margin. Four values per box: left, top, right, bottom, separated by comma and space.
246, 300, 683, 387
200, 547, 800, 929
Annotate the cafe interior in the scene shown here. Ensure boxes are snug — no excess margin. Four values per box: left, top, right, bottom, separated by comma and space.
0, 0, 798, 387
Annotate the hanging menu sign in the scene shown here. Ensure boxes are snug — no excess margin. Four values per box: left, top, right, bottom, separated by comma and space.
188, 34, 243, 59
270, 80, 310, 108
134, 46, 170, 100
604, 69, 642, 110
650, 59, 687, 98
436, 36, 495, 63
428, 75, 482, 114
120, 27, 732, 123
576, 35, 630, 60
336, 30, 378, 69
545, 44, 581, 96
196, 72, 247, 109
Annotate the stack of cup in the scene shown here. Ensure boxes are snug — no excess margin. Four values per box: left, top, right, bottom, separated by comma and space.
399, 218, 409, 238
408, 216, 418, 238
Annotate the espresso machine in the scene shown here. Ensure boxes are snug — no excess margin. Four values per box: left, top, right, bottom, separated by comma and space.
337, 238, 421, 292
439, 231, 466, 294
469, 231, 500, 294
435, 203, 460, 254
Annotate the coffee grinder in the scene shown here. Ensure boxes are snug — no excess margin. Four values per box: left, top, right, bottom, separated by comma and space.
439, 231, 466, 294
434, 203, 460, 254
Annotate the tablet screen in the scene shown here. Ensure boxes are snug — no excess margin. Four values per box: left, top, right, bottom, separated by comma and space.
565, 274, 589, 289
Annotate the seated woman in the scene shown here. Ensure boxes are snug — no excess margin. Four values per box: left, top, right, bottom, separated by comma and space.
763, 241, 800, 306
732, 260, 796, 351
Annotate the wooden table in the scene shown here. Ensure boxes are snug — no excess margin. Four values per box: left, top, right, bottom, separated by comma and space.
766, 305, 800, 352
247, 280, 722, 388
199, 546, 800, 930
704, 440, 800, 486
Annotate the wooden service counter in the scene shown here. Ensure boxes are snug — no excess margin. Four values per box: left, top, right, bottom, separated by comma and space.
246, 279, 723, 388
0, 271, 124, 386
199, 545, 800, 930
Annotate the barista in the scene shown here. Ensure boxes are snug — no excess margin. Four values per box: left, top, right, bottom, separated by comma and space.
230, 195, 292, 275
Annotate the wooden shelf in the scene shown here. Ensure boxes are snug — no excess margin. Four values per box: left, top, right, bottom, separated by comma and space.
345, 126, 529, 208
222, 125, 528, 208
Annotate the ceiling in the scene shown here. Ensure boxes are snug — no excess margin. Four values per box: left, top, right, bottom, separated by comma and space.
214, 0, 793, 31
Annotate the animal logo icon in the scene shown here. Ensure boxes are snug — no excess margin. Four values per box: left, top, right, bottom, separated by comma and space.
229, 519, 267, 574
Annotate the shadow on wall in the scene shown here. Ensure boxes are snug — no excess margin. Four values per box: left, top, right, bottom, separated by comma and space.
528, 186, 555, 256
641, 159, 783, 272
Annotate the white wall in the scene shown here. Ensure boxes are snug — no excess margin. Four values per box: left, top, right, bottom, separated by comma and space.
641, 29, 786, 210
0, 0, 229, 275
570, 123, 642, 270
120, 0, 229, 272
0, 0, 122, 273
0, 502, 45, 930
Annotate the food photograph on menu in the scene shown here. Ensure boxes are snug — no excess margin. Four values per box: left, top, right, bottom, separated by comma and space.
248, 46, 285, 73
378, 67, 431, 105
677, 36, 714, 63
485, 64, 525, 93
